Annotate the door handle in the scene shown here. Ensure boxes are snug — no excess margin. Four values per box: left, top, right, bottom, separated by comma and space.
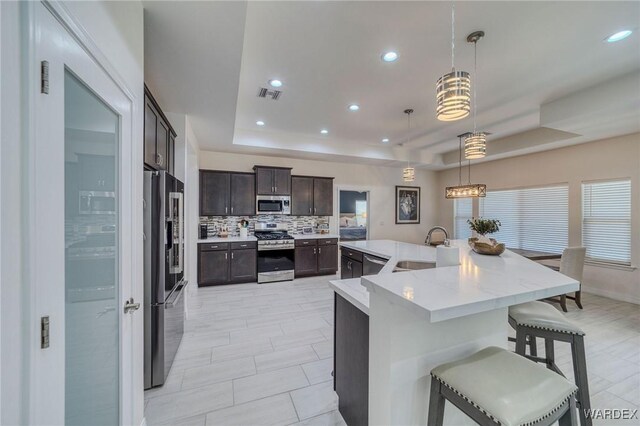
123, 298, 140, 314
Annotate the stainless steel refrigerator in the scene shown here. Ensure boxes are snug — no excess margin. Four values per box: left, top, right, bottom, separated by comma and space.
144, 171, 186, 389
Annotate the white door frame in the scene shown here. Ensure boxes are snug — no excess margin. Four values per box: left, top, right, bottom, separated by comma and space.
24, 1, 141, 424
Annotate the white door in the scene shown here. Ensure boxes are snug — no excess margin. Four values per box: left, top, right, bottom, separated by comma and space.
27, 3, 137, 425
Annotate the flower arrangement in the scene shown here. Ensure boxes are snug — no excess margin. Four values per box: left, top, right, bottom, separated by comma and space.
467, 218, 501, 236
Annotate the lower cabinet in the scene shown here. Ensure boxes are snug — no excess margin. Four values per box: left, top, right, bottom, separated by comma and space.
198, 242, 257, 286
294, 238, 339, 277
340, 248, 363, 279
334, 293, 369, 426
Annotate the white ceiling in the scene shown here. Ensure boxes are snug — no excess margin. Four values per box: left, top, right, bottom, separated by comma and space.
143, 1, 640, 169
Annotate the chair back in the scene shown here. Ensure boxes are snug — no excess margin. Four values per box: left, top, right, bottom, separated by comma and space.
560, 247, 586, 283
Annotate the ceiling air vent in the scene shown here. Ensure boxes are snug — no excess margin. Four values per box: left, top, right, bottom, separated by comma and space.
257, 87, 282, 100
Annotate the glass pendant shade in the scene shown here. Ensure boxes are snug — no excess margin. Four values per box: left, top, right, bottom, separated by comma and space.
464, 132, 487, 159
436, 69, 471, 121
445, 183, 486, 199
403, 167, 415, 182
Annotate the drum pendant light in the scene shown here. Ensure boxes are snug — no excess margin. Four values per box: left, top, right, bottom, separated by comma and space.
464, 31, 487, 159
436, 3, 471, 122
403, 109, 415, 182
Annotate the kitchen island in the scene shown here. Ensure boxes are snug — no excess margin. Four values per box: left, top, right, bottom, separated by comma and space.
330, 239, 578, 426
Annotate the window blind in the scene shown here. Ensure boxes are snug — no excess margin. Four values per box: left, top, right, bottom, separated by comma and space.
454, 198, 473, 239
582, 179, 631, 265
479, 185, 569, 253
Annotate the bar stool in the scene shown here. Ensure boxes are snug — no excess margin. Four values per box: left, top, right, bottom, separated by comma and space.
428, 346, 578, 426
509, 301, 591, 426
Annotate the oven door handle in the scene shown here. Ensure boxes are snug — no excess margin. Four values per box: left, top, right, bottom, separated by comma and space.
166, 281, 186, 308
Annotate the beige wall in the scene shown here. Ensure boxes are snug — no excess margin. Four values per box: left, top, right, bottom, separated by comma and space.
199, 151, 440, 244
436, 133, 640, 303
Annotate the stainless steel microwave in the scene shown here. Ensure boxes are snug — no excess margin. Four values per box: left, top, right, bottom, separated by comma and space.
79, 190, 116, 215
256, 195, 291, 215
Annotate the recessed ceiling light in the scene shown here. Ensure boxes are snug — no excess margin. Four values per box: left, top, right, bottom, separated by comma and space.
320, 129, 329, 134
348, 104, 360, 111
268, 79, 283, 88
606, 30, 633, 43
256, 120, 265, 126
381, 51, 398, 62
382, 138, 389, 143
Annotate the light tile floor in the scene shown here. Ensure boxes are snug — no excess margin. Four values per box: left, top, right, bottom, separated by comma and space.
145, 276, 640, 425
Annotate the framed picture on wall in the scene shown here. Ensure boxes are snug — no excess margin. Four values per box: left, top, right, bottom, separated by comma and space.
395, 186, 420, 224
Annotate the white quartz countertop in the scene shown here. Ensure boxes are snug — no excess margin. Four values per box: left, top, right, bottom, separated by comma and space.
330, 278, 370, 314
330, 239, 578, 321
197, 236, 257, 243
292, 234, 340, 240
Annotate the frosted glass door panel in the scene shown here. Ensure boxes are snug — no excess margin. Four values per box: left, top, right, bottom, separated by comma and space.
64, 70, 120, 425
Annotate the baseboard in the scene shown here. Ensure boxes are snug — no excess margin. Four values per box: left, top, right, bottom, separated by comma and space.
583, 287, 640, 305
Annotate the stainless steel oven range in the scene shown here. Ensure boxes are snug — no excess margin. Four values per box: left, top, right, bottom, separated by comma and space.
255, 223, 295, 283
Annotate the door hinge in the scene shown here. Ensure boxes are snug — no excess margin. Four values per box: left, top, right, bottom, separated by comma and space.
40, 61, 49, 94
41, 316, 50, 349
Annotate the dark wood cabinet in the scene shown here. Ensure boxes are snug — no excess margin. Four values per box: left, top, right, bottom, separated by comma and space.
334, 293, 369, 426
230, 173, 256, 216
295, 238, 338, 277
156, 118, 169, 171
144, 99, 159, 167
198, 249, 230, 285
200, 171, 230, 216
313, 177, 334, 216
253, 166, 292, 195
77, 154, 115, 191
230, 249, 257, 282
200, 171, 255, 216
198, 242, 257, 286
291, 176, 314, 216
295, 245, 318, 277
273, 168, 291, 195
318, 244, 339, 274
291, 176, 334, 216
144, 86, 176, 172
340, 249, 363, 279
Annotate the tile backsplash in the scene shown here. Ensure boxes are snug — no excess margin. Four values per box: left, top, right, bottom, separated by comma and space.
199, 215, 330, 238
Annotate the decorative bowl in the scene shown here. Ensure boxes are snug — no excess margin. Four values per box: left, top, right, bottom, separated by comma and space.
468, 237, 505, 256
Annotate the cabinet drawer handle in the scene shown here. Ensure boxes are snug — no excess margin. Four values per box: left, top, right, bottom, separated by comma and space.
232, 252, 234, 259
319, 247, 322, 254
225, 252, 228, 259
313, 248, 317, 254
240, 244, 247, 247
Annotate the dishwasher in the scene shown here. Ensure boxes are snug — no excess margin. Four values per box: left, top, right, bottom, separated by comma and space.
362, 253, 389, 275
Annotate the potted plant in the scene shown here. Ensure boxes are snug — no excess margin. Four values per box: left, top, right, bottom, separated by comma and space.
467, 218, 501, 236
467, 218, 505, 255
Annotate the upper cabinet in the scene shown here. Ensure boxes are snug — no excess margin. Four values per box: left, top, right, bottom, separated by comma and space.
291, 176, 314, 215
291, 175, 334, 216
200, 170, 255, 216
144, 85, 176, 174
253, 166, 291, 196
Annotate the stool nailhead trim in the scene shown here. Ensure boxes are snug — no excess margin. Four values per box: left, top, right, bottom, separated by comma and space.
432, 375, 577, 426
511, 319, 585, 336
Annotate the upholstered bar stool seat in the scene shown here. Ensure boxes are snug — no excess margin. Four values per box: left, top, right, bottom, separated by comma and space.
508, 301, 591, 426
428, 346, 578, 426
509, 301, 584, 335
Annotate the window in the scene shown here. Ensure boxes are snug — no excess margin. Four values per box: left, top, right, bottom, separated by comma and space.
454, 198, 473, 239
479, 185, 568, 253
582, 179, 631, 265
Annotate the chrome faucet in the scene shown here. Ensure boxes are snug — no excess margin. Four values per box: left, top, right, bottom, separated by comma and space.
425, 226, 449, 246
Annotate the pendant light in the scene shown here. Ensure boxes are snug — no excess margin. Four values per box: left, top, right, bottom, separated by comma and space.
403, 109, 415, 182
436, 3, 471, 122
464, 31, 487, 159
445, 133, 486, 198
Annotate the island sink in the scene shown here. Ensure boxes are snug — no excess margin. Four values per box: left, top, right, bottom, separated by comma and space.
393, 260, 436, 272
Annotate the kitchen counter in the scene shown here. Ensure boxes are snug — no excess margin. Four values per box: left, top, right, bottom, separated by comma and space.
197, 236, 257, 243
291, 233, 340, 240
329, 239, 579, 425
